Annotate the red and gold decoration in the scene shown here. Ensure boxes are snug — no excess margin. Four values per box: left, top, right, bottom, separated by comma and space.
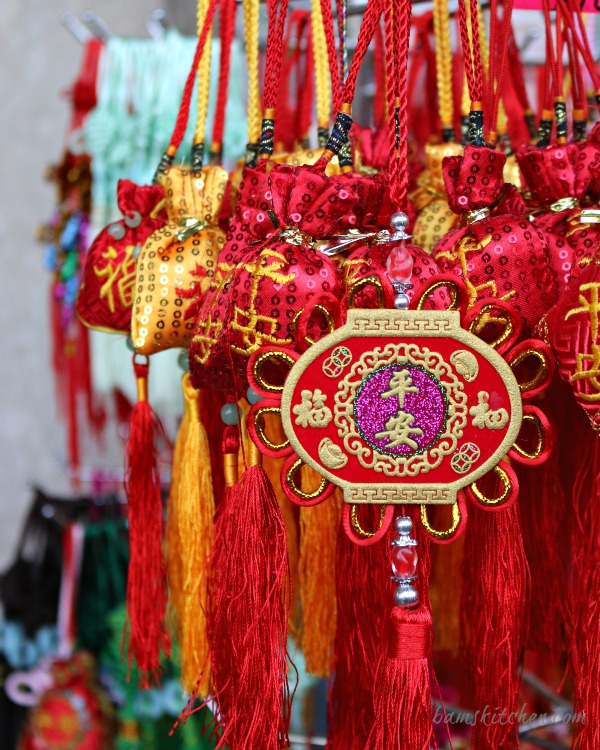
42, 0, 600, 746
279, 307, 522, 504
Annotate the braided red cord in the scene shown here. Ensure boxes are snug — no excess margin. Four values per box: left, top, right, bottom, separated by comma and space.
489, 0, 515, 136
555, 6, 565, 97
488, 0, 498, 109
542, 0, 560, 99
263, 0, 291, 111
320, 0, 341, 111
340, 0, 383, 106
373, 20, 386, 127
211, 0, 236, 150
397, 0, 411, 207
385, 0, 411, 210
457, 0, 476, 103
557, 0, 600, 91
274, 11, 301, 147
468, 0, 484, 102
508, 29, 532, 112
298, 18, 315, 141
566, 22, 584, 110
169, 0, 220, 151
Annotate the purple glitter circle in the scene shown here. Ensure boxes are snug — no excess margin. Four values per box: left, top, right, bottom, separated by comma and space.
353, 364, 448, 456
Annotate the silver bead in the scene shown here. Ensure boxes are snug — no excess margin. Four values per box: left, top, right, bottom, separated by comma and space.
394, 516, 413, 535
390, 212, 409, 233
394, 291, 410, 310
394, 583, 419, 607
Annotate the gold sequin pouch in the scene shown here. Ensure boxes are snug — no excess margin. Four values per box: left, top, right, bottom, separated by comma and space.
131, 165, 228, 355
411, 142, 462, 255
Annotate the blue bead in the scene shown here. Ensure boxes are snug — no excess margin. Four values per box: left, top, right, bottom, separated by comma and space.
246, 386, 262, 405
35, 626, 58, 655
177, 349, 190, 372
134, 688, 162, 720
126, 336, 135, 352
221, 403, 240, 425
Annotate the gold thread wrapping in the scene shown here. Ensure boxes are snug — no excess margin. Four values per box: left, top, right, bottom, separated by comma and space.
416, 279, 462, 311
253, 350, 298, 394
510, 349, 547, 393
469, 463, 511, 506
350, 504, 387, 538
468, 304, 514, 349
511, 413, 544, 460
254, 406, 289, 451
420, 502, 461, 539
286, 458, 328, 500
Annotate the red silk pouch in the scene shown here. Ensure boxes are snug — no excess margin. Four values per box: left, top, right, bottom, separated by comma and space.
188, 161, 357, 395
433, 145, 558, 335
76, 180, 167, 333
517, 135, 600, 296
317, 171, 444, 311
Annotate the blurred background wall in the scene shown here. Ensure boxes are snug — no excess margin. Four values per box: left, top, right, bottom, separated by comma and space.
0, 0, 195, 570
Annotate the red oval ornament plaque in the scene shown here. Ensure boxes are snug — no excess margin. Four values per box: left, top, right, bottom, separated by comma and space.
281, 309, 522, 504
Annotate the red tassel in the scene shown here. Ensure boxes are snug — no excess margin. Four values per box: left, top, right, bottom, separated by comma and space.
368, 604, 433, 750
570, 434, 600, 749
516, 446, 566, 657
124, 356, 170, 687
205, 442, 291, 749
327, 506, 390, 749
461, 502, 530, 749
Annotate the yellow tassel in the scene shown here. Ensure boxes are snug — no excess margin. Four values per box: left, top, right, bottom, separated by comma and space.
166, 387, 190, 640
171, 373, 215, 695
299, 469, 342, 677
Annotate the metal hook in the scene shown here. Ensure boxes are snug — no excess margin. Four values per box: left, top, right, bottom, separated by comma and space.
146, 9, 171, 38
80, 10, 112, 40
146, 8, 171, 39
59, 11, 93, 44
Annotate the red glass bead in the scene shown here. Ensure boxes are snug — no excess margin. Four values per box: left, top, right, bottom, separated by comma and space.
386, 242, 414, 283
391, 544, 418, 578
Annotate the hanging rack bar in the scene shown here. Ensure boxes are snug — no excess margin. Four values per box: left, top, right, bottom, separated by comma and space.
59, 11, 93, 43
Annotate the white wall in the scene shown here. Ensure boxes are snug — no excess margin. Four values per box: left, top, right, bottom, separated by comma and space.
0, 0, 191, 570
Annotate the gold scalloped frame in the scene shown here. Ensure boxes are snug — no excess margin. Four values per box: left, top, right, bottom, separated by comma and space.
281, 309, 523, 504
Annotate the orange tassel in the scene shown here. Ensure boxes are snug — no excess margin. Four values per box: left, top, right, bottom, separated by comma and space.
299, 469, 342, 677
124, 357, 170, 687
166, 383, 190, 637
169, 374, 214, 695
